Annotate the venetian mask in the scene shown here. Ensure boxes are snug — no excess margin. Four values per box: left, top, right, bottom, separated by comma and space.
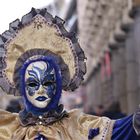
24, 60, 56, 108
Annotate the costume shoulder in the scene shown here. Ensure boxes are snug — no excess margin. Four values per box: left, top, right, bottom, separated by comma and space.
0, 109, 115, 140
0, 109, 20, 140
67, 109, 115, 140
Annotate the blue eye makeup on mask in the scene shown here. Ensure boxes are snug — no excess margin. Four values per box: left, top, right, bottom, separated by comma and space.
26, 77, 39, 90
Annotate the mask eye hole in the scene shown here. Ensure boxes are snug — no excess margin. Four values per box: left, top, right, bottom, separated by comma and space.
43, 81, 54, 87
28, 82, 38, 87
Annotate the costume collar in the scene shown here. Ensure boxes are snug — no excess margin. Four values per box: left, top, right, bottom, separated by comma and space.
19, 104, 68, 126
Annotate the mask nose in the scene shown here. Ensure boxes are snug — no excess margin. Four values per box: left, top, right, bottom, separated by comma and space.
37, 85, 45, 95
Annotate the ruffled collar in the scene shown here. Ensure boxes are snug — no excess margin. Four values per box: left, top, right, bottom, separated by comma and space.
19, 104, 68, 126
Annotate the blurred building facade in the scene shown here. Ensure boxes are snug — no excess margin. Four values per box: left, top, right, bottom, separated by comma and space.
46, 0, 140, 114
47, 0, 77, 32
77, 0, 140, 114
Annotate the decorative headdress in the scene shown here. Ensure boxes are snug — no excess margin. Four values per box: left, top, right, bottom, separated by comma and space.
0, 8, 86, 96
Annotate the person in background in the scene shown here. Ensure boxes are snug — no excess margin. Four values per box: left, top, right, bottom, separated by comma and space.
103, 101, 126, 119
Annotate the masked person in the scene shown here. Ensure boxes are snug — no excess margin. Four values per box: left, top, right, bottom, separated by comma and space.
0, 8, 139, 140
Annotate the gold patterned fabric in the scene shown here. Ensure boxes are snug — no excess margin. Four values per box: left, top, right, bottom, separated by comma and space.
0, 109, 114, 140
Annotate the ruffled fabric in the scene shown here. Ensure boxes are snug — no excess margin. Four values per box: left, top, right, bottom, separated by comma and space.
0, 109, 114, 140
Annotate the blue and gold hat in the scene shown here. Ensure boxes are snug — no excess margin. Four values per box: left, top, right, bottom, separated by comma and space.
0, 8, 86, 96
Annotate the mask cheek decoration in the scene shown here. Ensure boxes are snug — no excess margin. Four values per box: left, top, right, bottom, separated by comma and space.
44, 84, 56, 98
26, 87, 35, 96
20, 57, 62, 113
26, 82, 39, 96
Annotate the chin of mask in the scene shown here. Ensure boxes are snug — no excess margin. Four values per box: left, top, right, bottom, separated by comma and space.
25, 61, 56, 108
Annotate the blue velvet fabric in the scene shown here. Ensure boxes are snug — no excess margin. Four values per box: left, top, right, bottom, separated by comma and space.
88, 128, 100, 139
112, 115, 139, 140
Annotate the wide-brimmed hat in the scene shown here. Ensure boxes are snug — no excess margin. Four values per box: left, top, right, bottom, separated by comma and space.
0, 8, 86, 96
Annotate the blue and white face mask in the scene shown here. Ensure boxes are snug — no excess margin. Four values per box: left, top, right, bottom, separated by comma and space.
25, 61, 56, 109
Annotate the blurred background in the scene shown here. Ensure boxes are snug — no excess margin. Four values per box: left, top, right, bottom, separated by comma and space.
0, 0, 140, 119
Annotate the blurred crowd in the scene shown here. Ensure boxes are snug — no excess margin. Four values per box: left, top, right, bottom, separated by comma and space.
61, 90, 126, 119
86, 102, 126, 119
